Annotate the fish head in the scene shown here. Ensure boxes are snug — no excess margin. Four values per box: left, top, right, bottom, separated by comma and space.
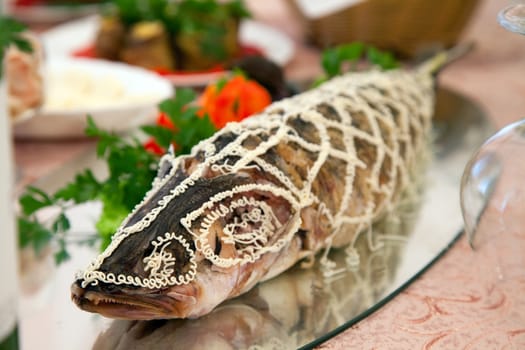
71, 154, 299, 319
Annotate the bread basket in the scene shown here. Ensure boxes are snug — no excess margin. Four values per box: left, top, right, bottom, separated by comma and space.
289, 0, 480, 58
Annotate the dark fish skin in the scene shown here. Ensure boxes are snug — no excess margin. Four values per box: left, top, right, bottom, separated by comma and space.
98, 174, 247, 277
72, 66, 435, 320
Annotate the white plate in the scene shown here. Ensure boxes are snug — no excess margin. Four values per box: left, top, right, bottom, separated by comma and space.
41, 16, 295, 87
14, 57, 173, 139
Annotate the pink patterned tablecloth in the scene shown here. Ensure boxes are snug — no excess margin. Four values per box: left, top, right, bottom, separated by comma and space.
318, 219, 525, 349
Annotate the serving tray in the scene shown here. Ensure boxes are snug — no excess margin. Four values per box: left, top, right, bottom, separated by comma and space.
18, 87, 492, 349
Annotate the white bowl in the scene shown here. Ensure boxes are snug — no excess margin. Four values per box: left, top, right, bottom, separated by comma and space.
14, 57, 173, 139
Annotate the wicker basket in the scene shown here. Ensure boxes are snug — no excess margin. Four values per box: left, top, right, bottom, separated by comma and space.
289, 0, 480, 58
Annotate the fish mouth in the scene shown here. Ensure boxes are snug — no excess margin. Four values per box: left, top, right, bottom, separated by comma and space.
71, 281, 195, 320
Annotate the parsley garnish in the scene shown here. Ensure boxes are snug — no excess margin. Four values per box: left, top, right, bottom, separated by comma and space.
142, 88, 216, 154
18, 187, 73, 264
314, 42, 399, 86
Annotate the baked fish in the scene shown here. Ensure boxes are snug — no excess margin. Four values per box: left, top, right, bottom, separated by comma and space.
71, 58, 440, 320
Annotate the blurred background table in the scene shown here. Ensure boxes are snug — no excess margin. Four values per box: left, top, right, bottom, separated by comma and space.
12, 0, 525, 348
14, 0, 525, 188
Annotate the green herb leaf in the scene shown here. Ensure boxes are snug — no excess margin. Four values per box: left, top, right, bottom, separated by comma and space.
85, 116, 121, 157
112, 0, 170, 25
226, 0, 251, 18
338, 42, 365, 61
321, 47, 342, 78
215, 75, 230, 92
55, 170, 101, 203
320, 42, 398, 80
52, 213, 71, 233
19, 186, 55, 216
54, 240, 70, 265
366, 46, 399, 70
96, 195, 130, 250
17, 217, 53, 254
159, 88, 197, 114
321, 42, 365, 78
156, 88, 217, 155
175, 113, 215, 154
141, 124, 174, 149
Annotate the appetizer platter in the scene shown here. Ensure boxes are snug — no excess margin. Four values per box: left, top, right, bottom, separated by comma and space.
17, 54, 492, 348
41, 15, 294, 86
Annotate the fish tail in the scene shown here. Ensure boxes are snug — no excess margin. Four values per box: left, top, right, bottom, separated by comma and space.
417, 43, 474, 76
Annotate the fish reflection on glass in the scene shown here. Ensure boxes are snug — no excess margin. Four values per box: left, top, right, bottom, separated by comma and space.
71, 56, 440, 320
93, 222, 411, 350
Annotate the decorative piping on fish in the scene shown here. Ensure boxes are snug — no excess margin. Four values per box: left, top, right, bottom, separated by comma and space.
76, 67, 433, 290
181, 184, 303, 268
81, 232, 197, 289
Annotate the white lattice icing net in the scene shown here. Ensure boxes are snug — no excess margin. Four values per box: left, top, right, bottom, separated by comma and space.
77, 67, 434, 290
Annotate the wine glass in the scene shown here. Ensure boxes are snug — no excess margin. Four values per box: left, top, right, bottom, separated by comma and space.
460, 120, 525, 249
460, 2, 525, 251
